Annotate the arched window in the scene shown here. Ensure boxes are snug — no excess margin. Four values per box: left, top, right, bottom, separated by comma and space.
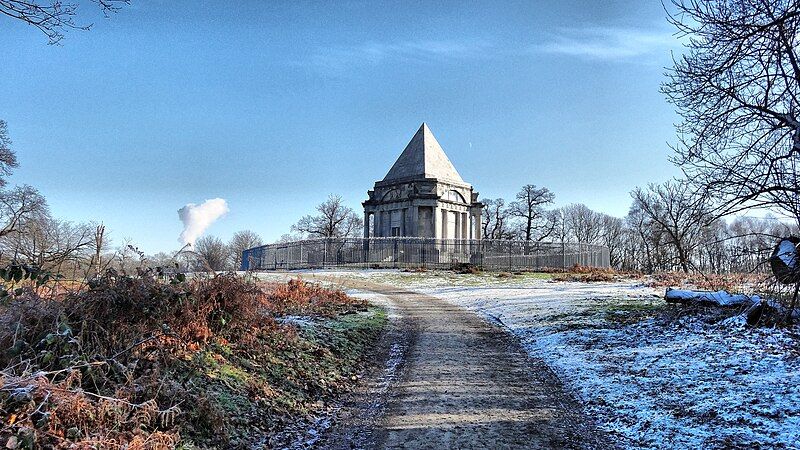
447, 190, 467, 203
382, 189, 401, 201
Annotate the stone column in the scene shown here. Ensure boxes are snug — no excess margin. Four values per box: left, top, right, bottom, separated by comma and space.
410, 206, 419, 237
434, 207, 441, 239
461, 212, 468, 240
454, 212, 460, 239
363, 211, 370, 238
469, 215, 475, 239
441, 209, 448, 239
374, 209, 381, 237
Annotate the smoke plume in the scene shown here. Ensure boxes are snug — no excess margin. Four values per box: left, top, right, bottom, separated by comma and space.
178, 198, 229, 246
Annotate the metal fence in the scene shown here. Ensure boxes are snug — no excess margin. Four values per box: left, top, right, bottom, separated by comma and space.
241, 238, 610, 271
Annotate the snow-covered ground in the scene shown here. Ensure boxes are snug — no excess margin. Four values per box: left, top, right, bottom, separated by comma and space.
319, 270, 800, 449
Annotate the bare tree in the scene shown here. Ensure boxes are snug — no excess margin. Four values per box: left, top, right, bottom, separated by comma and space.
0, 120, 103, 277
508, 185, 555, 241
599, 214, 625, 268
664, 0, 800, 227
2, 214, 95, 273
631, 181, 712, 273
0, 185, 47, 239
481, 198, 516, 240
292, 194, 363, 239
563, 203, 604, 244
147, 251, 179, 270
275, 232, 304, 244
625, 203, 662, 273
228, 230, 262, 270
0, 120, 19, 187
696, 218, 729, 274
0, 123, 44, 240
87, 223, 108, 276
0, 0, 129, 44
548, 208, 570, 245
193, 235, 231, 271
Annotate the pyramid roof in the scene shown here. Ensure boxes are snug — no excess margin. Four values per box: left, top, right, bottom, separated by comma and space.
382, 123, 465, 184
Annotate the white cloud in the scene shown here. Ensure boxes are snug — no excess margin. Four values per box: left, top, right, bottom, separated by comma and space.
177, 198, 229, 246
304, 39, 493, 71
299, 26, 679, 73
535, 26, 679, 60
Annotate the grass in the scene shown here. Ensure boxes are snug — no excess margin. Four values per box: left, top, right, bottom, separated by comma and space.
174, 306, 388, 448
545, 297, 666, 328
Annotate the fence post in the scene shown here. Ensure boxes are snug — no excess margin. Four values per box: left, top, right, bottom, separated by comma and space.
480, 239, 484, 270
363, 238, 369, 268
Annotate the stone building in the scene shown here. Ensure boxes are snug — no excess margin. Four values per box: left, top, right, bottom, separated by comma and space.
363, 124, 483, 239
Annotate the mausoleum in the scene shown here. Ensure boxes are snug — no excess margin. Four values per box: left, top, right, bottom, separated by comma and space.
363, 124, 483, 239
240, 124, 610, 271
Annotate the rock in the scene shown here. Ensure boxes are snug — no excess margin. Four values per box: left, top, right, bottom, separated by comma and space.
770, 237, 800, 284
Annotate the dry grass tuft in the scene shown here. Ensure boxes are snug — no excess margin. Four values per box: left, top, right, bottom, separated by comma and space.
551, 265, 642, 282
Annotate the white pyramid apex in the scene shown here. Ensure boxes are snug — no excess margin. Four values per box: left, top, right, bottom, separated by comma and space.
382, 123, 465, 183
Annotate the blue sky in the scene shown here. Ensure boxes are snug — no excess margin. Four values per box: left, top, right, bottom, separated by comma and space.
1, 0, 684, 253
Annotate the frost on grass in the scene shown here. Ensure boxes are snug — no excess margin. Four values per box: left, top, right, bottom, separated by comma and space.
334, 270, 800, 449
538, 314, 800, 448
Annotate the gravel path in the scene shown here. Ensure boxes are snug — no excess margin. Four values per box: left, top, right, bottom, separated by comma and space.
316, 277, 611, 450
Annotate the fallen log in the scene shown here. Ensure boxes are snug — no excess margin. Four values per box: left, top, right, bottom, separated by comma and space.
664, 288, 758, 307
667, 288, 800, 326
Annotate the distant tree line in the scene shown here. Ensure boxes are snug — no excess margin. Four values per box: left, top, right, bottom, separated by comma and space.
188, 230, 264, 272
480, 182, 798, 274
285, 176, 798, 275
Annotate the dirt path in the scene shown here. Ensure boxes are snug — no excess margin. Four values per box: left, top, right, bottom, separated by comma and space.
313, 277, 612, 450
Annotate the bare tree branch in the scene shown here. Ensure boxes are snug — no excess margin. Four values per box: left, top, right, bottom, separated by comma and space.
508, 184, 555, 241
0, 0, 129, 44
663, 0, 800, 227
291, 194, 363, 239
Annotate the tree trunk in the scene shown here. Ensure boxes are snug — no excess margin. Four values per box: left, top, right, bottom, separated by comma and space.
786, 283, 800, 325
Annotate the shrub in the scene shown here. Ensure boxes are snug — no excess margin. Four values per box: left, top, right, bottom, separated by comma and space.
450, 263, 481, 274
551, 264, 640, 282
0, 270, 370, 449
